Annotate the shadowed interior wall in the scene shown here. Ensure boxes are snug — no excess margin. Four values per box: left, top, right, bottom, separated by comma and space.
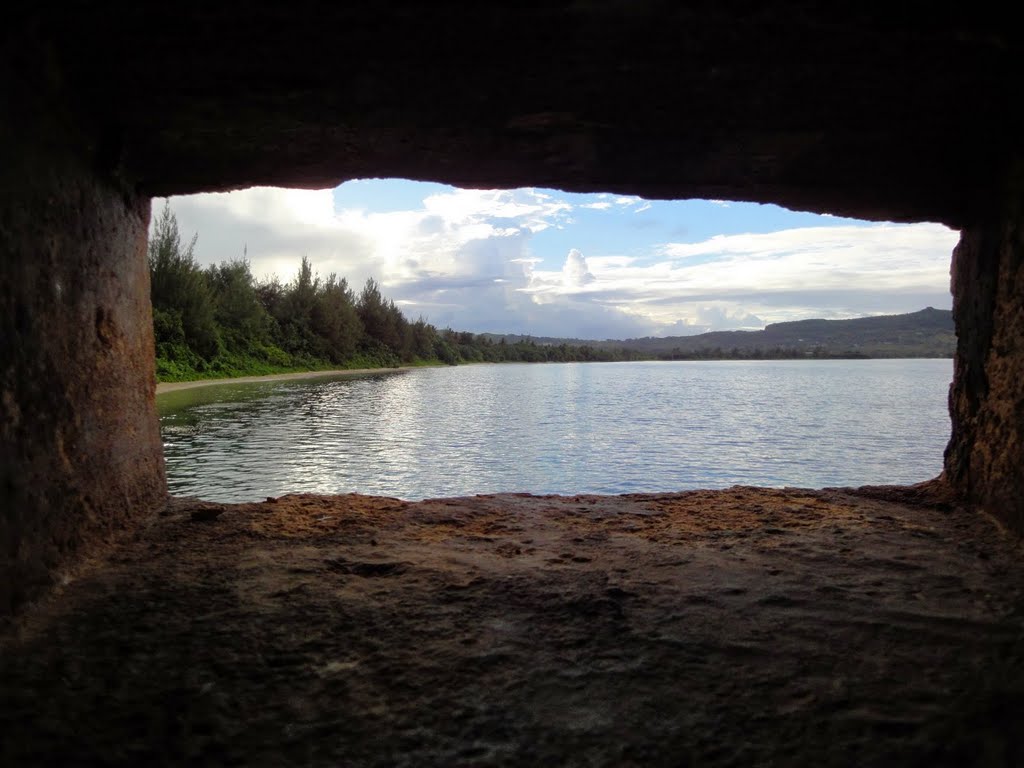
947, 174, 1024, 534
2, 4, 1023, 618
1, 48, 165, 615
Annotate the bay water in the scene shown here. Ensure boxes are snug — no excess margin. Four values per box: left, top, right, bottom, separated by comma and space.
158, 359, 951, 503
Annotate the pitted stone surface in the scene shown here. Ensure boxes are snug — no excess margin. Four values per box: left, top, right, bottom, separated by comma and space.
3, 488, 1022, 766
22, 4, 1022, 226
0, 77, 166, 616
3, 3, 1024, 619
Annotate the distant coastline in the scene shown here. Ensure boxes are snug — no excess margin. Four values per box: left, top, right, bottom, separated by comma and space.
483, 307, 955, 360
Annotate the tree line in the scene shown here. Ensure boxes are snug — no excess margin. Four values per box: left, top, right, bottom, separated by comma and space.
148, 203, 635, 381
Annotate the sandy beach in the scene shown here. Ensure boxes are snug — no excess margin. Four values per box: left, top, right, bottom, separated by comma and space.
155, 366, 418, 394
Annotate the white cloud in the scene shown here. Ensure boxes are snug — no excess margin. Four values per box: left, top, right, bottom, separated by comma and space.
660, 308, 763, 336
156, 185, 958, 340
521, 222, 956, 333
659, 224, 954, 295
420, 188, 571, 234
159, 188, 379, 285
561, 248, 596, 287
694, 305, 764, 332
159, 186, 570, 287
160, 185, 657, 338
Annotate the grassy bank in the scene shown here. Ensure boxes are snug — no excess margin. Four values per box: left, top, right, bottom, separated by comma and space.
155, 345, 443, 383
155, 365, 431, 395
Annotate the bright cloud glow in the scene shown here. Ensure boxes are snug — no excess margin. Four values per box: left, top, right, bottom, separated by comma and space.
561, 248, 596, 288
158, 180, 959, 339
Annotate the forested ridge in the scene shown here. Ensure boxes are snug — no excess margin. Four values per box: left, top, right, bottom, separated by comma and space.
487, 308, 954, 360
149, 204, 954, 382
148, 204, 634, 381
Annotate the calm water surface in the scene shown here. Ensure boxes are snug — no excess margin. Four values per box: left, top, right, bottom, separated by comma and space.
158, 359, 952, 502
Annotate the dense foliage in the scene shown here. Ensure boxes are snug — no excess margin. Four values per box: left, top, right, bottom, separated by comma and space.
148, 203, 631, 381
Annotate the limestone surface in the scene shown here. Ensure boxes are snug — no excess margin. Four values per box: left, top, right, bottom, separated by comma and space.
3, 487, 1021, 766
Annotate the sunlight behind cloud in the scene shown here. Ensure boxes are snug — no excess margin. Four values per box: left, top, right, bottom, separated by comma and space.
158, 181, 959, 339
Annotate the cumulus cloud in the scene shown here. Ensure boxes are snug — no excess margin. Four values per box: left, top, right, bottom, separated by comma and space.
651, 307, 766, 337
156, 183, 958, 340
699, 305, 763, 329
522, 222, 956, 333
161, 187, 542, 291
561, 249, 596, 287
159, 185, 652, 338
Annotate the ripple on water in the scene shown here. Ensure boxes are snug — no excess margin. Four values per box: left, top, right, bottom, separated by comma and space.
158, 360, 952, 502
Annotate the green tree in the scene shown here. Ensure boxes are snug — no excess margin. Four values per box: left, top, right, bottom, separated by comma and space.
312, 274, 362, 362
254, 275, 286, 321
148, 201, 221, 360
274, 256, 320, 356
411, 318, 437, 360
357, 278, 403, 358
434, 329, 461, 365
206, 258, 270, 350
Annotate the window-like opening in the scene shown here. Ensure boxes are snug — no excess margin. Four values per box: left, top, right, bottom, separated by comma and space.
151, 181, 959, 503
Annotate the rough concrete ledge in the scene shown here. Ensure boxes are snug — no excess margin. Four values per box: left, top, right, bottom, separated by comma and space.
2, 487, 1022, 766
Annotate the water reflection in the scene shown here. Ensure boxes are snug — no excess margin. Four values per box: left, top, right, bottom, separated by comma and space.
158, 360, 952, 503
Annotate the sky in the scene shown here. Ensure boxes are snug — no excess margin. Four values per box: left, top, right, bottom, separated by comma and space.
157, 180, 959, 340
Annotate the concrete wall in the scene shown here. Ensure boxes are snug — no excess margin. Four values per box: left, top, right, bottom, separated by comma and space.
946, 178, 1024, 534
1, 65, 166, 615
2, 5, 1022, 621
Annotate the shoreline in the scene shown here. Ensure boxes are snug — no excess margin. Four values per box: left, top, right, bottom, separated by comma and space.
155, 366, 417, 395
153, 358, 950, 397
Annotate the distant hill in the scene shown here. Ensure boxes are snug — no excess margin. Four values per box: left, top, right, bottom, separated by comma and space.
481, 308, 955, 359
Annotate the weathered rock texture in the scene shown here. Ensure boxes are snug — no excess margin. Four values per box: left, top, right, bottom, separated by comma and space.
33, 4, 1018, 228
1, 33, 166, 616
3, 3, 1024, 616
2, 490, 1021, 766
947, 181, 1024, 534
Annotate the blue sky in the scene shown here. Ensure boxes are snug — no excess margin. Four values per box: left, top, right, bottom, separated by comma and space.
161, 179, 958, 339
